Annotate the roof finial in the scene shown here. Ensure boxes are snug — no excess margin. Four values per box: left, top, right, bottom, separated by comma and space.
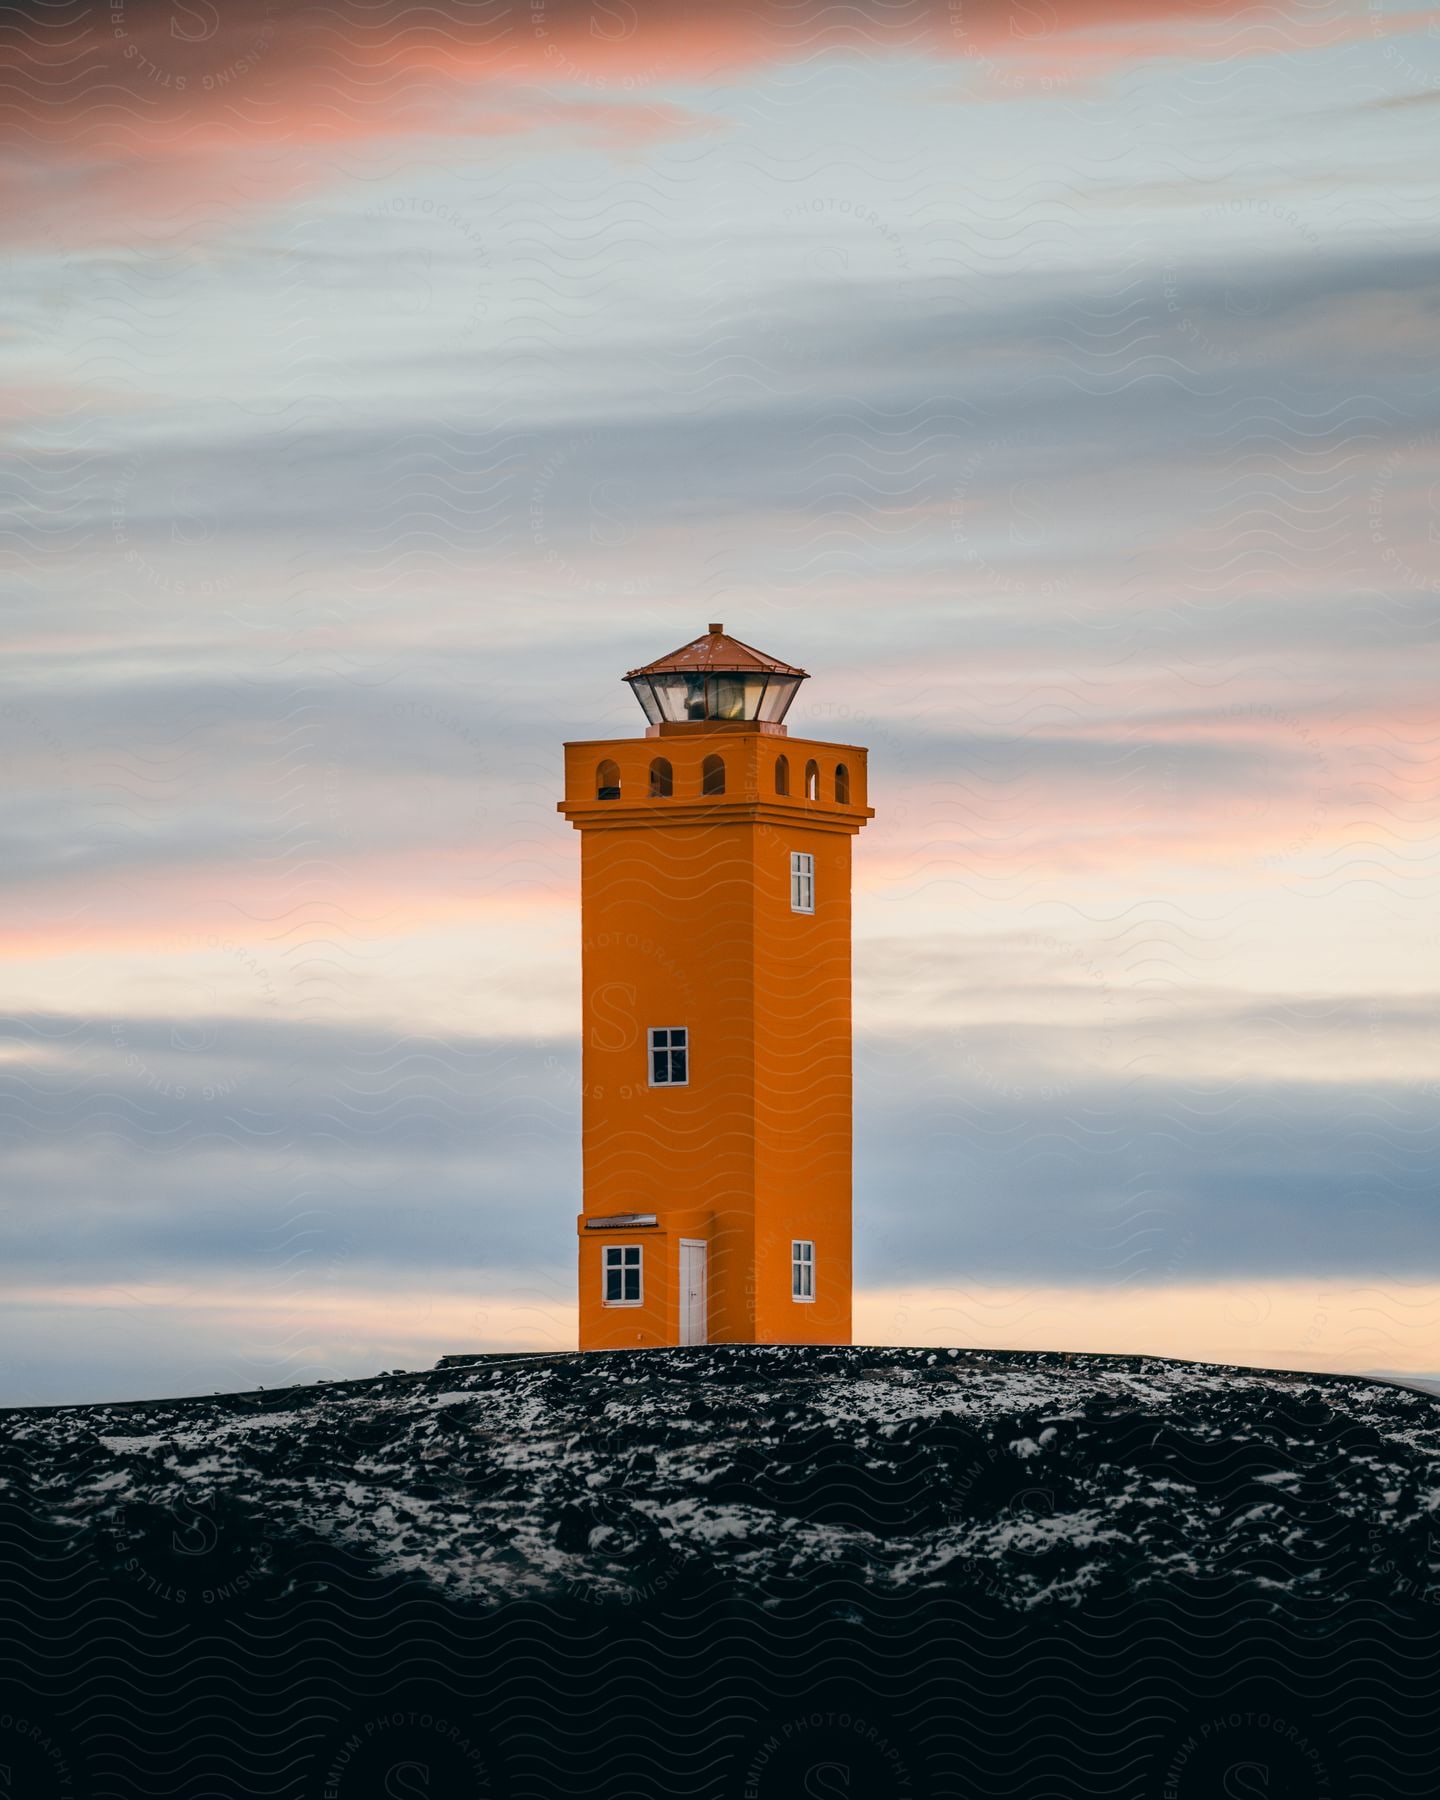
708, 622, 723, 634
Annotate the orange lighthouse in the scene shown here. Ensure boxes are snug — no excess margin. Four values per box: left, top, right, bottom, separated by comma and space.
558, 625, 872, 1351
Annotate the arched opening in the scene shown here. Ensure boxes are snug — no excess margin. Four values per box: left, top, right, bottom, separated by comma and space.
649, 757, 673, 798
804, 759, 819, 801
774, 754, 790, 796
835, 763, 850, 805
596, 759, 621, 800
701, 753, 726, 796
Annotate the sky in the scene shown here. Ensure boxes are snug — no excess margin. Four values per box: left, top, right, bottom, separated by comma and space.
2, 0, 1438, 1403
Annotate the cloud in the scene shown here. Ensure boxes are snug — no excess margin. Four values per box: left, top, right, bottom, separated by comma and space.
0, 0, 1279, 245
8, 230, 1437, 702
854, 1280, 1440, 1380
1365, 85, 1440, 110
2, 1014, 1436, 1300
0, 638, 1411, 925
0, 1275, 574, 1405
0, 1016, 579, 1274
857, 1057, 1440, 1285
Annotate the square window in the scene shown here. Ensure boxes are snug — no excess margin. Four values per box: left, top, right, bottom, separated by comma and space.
792, 1239, 815, 1301
648, 1026, 688, 1085
604, 1243, 643, 1305
790, 852, 814, 914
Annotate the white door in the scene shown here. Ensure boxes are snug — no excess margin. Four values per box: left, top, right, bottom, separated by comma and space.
679, 1240, 708, 1346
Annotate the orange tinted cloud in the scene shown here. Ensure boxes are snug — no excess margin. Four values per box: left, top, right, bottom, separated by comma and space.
0, 0, 1256, 244
856, 1280, 1440, 1377
5, 1276, 1435, 1394
0, 868, 570, 963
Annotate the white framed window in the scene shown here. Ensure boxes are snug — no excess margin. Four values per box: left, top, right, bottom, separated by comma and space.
791, 1239, 815, 1302
790, 851, 815, 914
604, 1244, 643, 1305
648, 1026, 688, 1086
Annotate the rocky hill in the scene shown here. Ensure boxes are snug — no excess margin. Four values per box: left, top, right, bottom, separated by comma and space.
2, 1345, 1438, 1798
8, 1344, 1438, 1611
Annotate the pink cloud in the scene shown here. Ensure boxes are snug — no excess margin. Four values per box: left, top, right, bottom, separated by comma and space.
0, 0, 1271, 245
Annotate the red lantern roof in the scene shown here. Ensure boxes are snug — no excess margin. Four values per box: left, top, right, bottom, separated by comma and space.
625, 624, 807, 680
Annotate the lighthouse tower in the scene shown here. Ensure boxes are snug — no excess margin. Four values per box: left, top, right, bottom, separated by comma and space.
557, 625, 872, 1350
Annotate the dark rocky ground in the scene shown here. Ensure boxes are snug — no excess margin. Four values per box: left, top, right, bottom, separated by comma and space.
2, 1345, 1438, 1797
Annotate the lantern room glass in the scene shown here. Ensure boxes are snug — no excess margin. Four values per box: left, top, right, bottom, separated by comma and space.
626, 670, 803, 726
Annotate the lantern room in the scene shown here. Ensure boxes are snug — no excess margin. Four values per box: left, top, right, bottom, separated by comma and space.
623, 623, 807, 729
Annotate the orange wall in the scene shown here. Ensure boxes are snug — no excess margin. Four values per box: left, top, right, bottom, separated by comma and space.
577, 1226, 677, 1350
559, 726, 869, 1350
753, 816, 853, 1344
